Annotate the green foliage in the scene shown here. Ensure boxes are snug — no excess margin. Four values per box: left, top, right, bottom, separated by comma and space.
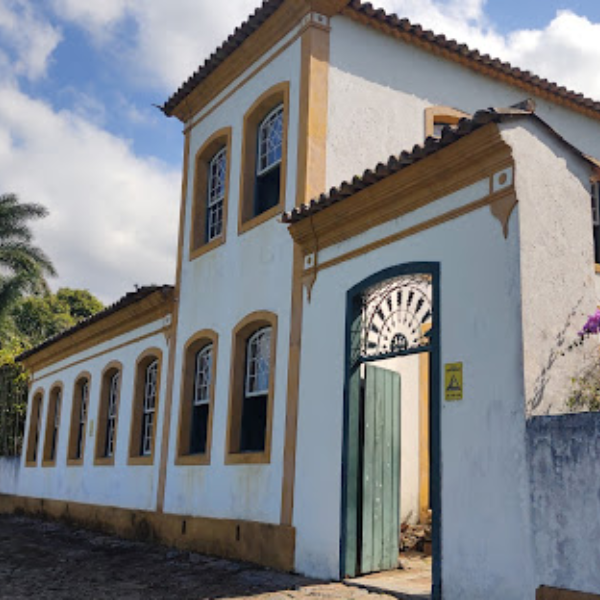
2, 288, 104, 351
0, 193, 57, 321
567, 362, 600, 412
56, 288, 104, 321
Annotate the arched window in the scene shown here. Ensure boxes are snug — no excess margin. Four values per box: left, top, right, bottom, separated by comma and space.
106, 373, 119, 457
241, 328, 271, 452
68, 374, 90, 465
255, 105, 284, 215
239, 82, 289, 233
189, 128, 231, 260
177, 331, 218, 465
226, 312, 277, 464
95, 362, 122, 466
129, 350, 162, 465
25, 390, 43, 466
43, 384, 63, 466
207, 148, 227, 242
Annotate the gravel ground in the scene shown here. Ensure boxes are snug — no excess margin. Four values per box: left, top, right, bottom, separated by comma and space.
0, 514, 399, 599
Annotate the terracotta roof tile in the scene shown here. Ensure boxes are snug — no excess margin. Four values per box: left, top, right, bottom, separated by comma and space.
346, 1, 600, 116
282, 99, 599, 224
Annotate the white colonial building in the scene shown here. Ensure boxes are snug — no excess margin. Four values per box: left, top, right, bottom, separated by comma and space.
3, 1, 600, 599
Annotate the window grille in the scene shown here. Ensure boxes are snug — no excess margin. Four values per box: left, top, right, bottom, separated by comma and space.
50, 391, 61, 460
257, 106, 283, 176
105, 373, 119, 457
194, 346, 212, 406
592, 182, 600, 226
32, 399, 41, 462
76, 381, 88, 459
207, 147, 227, 241
189, 345, 212, 455
141, 360, 158, 456
245, 328, 271, 397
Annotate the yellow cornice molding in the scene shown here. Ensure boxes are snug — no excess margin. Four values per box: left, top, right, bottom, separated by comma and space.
23, 290, 174, 374
172, 0, 346, 123
288, 123, 513, 251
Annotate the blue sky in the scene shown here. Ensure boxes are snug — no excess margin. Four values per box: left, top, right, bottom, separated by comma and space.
1, 0, 599, 302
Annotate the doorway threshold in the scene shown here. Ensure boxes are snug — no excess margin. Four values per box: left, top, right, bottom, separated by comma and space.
345, 553, 432, 600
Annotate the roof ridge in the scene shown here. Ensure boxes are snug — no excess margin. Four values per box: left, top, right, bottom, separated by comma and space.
16, 284, 175, 363
161, 0, 600, 121
346, 1, 600, 115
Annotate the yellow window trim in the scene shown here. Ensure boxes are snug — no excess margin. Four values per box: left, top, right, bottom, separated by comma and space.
189, 127, 232, 261
66, 371, 92, 467
175, 330, 219, 467
425, 105, 469, 139
127, 348, 163, 467
93, 361, 123, 467
225, 311, 278, 465
42, 382, 64, 467
238, 82, 290, 236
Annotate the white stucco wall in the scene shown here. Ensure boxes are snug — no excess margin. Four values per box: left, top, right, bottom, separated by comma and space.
0, 457, 21, 495
500, 121, 597, 416
293, 167, 537, 598
16, 317, 170, 512
326, 16, 600, 189
162, 30, 302, 525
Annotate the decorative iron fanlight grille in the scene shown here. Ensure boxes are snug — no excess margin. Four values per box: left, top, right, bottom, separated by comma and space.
352, 274, 433, 365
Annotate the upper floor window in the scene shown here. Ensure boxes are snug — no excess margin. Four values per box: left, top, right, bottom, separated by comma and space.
43, 385, 62, 466
226, 312, 277, 464
239, 82, 289, 233
176, 331, 218, 465
425, 106, 469, 140
207, 147, 227, 242
68, 374, 90, 464
25, 391, 43, 466
129, 350, 162, 465
95, 362, 122, 465
190, 128, 232, 261
255, 105, 284, 215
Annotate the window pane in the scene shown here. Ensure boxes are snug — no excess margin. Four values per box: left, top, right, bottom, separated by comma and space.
194, 346, 212, 406
207, 148, 226, 242
245, 328, 271, 397
257, 106, 283, 176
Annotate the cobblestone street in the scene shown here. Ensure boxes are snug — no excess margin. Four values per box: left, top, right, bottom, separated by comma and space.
0, 515, 402, 599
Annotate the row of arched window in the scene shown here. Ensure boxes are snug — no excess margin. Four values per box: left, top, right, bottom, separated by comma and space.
189, 82, 289, 261
25, 312, 278, 468
25, 349, 162, 468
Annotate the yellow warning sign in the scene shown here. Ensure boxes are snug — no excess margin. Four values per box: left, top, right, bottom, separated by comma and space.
445, 363, 463, 401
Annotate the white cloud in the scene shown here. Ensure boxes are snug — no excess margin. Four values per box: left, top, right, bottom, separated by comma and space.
49, 0, 265, 91
0, 0, 62, 80
0, 83, 179, 303
380, 1, 600, 100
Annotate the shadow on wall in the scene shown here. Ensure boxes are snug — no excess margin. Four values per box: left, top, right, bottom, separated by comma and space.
528, 298, 583, 415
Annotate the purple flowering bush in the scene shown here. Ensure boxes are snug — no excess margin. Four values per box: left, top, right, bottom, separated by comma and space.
567, 309, 600, 412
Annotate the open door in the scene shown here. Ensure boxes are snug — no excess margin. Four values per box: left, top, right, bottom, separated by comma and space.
360, 364, 401, 574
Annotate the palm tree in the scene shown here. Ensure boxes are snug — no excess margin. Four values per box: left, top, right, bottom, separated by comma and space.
0, 193, 56, 321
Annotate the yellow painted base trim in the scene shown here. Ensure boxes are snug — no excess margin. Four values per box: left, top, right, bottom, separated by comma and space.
0, 494, 295, 573
537, 586, 600, 600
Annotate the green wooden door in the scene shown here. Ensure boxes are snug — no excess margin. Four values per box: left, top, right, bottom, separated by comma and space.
360, 364, 401, 575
